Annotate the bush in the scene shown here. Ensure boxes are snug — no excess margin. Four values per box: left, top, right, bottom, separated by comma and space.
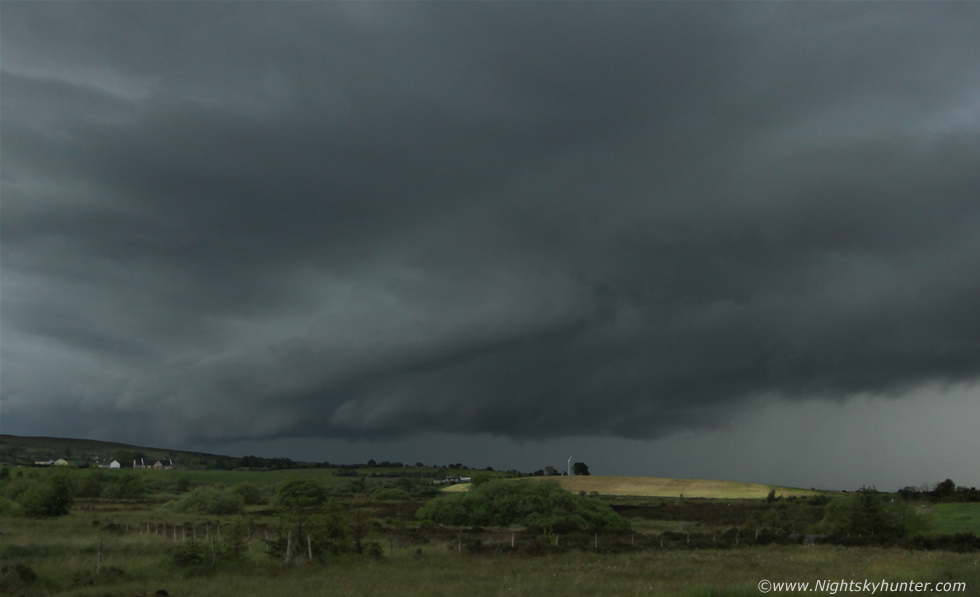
417, 479, 629, 529
0, 497, 25, 517
1, 478, 33, 502
819, 487, 910, 538
21, 472, 75, 517
371, 488, 411, 501
1, 564, 38, 594
75, 471, 106, 498
233, 482, 265, 505
99, 474, 146, 499
167, 485, 244, 515
275, 479, 328, 512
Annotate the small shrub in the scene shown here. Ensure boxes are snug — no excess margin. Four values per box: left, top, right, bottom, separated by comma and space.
371, 488, 411, 501
0, 497, 25, 517
172, 539, 210, 566
167, 485, 243, 515
233, 482, 265, 505
100, 474, 146, 499
0, 563, 38, 593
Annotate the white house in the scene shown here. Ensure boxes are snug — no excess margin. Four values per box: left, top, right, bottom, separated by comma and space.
108, 460, 120, 469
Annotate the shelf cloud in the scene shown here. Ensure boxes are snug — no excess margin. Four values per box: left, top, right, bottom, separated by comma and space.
3, 3, 979, 485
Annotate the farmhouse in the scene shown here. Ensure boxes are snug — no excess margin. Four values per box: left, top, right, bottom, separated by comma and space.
33, 458, 72, 467
133, 458, 174, 470
435, 476, 472, 484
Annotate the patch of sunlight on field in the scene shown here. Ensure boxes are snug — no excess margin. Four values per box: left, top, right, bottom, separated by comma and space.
443, 476, 832, 499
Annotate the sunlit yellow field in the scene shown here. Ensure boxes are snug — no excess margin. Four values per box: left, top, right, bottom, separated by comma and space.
442, 476, 834, 499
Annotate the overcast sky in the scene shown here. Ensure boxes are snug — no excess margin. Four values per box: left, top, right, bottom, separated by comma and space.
2, 2, 978, 491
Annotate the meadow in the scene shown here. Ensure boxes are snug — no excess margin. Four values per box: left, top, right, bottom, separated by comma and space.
924, 503, 980, 536
4, 509, 980, 597
2, 465, 978, 596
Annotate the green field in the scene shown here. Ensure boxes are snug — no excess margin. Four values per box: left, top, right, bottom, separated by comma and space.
923, 503, 980, 536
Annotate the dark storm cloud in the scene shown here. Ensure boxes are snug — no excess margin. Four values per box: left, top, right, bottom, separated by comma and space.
2, 3, 979, 446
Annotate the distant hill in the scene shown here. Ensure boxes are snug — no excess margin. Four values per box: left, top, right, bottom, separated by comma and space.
443, 475, 836, 499
0, 434, 240, 469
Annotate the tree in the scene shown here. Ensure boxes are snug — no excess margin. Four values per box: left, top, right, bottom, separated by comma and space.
113, 450, 134, 468
471, 473, 493, 488
933, 479, 956, 502
572, 462, 590, 476
819, 487, 906, 538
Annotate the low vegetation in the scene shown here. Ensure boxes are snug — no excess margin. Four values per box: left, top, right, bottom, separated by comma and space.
419, 479, 629, 530
165, 485, 245, 515
1, 439, 978, 596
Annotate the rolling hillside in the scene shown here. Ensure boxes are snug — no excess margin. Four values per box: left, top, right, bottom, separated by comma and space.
0, 434, 234, 468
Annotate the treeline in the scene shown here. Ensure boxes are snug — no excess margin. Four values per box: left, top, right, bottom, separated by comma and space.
898, 479, 980, 503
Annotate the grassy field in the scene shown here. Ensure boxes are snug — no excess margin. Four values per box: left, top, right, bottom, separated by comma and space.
3, 510, 978, 597
3, 465, 979, 597
923, 503, 980, 536
443, 476, 834, 499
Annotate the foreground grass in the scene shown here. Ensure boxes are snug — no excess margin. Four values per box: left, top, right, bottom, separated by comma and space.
4, 514, 979, 597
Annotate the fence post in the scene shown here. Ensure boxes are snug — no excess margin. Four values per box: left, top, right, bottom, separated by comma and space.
96, 538, 102, 574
